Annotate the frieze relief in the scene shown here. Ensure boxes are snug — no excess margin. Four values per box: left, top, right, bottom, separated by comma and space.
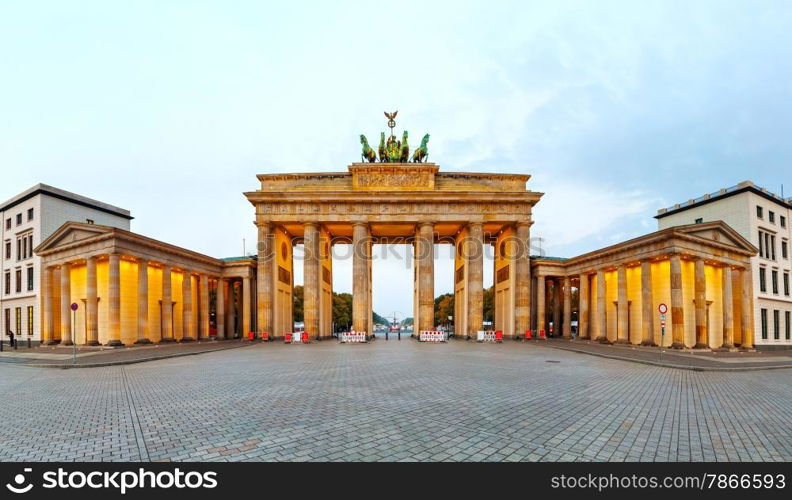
259, 202, 532, 217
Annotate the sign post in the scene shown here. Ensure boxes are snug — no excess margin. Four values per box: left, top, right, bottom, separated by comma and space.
70, 303, 79, 364
658, 303, 668, 362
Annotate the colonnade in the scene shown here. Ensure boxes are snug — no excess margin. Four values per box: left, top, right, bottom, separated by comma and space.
533, 255, 754, 349
40, 254, 252, 345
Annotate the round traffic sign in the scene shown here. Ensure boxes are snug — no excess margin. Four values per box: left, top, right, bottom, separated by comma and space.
658, 303, 668, 314
70, 303, 78, 311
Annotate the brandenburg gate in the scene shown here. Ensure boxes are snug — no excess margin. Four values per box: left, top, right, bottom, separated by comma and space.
244, 162, 543, 340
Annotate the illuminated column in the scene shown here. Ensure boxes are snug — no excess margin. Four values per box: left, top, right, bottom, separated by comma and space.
466, 222, 482, 336
514, 221, 531, 336
721, 266, 734, 349
42, 266, 54, 344
640, 261, 654, 346
615, 266, 629, 344
694, 258, 707, 348
216, 278, 225, 340
740, 267, 754, 350
578, 273, 589, 339
256, 221, 273, 336
596, 269, 608, 342
161, 264, 174, 342
199, 274, 209, 339
181, 270, 194, 341
670, 255, 685, 349
107, 254, 122, 346
59, 262, 72, 345
135, 259, 151, 344
552, 279, 561, 337
562, 276, 572, 338
86, 257, 99, 345
535, 274, 546, 335
242, 275, 251, 337
352, 222, 371, 334
226, 280, 236, 338
303, 222, 321, 339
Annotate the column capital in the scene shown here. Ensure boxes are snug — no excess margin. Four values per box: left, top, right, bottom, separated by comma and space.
352, 221, 370, 228
515, 220, 533, 228
417, 221, 435, 229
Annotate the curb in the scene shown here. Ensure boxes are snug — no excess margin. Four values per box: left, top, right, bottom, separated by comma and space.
19, 342, 255, 369
541, 343, 792, 372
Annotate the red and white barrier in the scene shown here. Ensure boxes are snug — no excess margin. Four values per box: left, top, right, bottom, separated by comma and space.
341, 331, 367, 343
476, 330, 499, 342
419, 331, 446, 342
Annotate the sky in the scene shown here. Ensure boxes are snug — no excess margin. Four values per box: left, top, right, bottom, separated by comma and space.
2, 1, 791, 320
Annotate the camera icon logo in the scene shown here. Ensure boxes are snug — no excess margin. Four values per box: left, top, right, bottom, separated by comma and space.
6, 468, 33, 494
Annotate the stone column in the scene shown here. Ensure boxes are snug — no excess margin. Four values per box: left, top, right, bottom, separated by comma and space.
181, 271, 194, 341
640, 261, 654, 346
615, 266, 629, 344
514, 221, 531, 336
242, 276, 251, 337
552, 279, 561, 337
535, 275, 546, 335
670, 255, 685, 349
740, 267, 754, 350
596, 269, 608, 342
694, 258, 707, 348
721, 266, 734, 349
107, 254, 122, 346
226, 280, 236, 338
216, 278, 225, 340
562, 276, 572, 338
161, 264, 173, 342
256, 221, 273, 336
42, 266, 54, 344
199, 274, 209, 339
578, 273, 589, 339
86, 257, 99, 345
352, 222, 371, 334
59, 262, 73, 345
303, 222, 321, 339
135, 259, 151, 344
465, 222, 482, 336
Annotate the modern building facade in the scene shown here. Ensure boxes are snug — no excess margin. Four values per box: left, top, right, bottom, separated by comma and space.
1, 184, 132, 343
657, 181, 792, 349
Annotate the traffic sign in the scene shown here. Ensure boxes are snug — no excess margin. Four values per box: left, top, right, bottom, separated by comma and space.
658, 303, 668, 315
659, 313, 667, 321
70, 303, 78, 311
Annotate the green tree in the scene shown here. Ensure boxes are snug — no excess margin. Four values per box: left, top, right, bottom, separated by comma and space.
332, 292, 352, 331
434, 293, 454, 326
483, 286, 494, 324
293, 285, 304, 323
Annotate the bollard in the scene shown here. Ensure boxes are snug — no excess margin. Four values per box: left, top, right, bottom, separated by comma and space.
27, 338, 31, 348
0, 339, 3, 352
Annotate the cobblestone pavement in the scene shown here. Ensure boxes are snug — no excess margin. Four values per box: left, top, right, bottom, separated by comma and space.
1, 339, 790, 462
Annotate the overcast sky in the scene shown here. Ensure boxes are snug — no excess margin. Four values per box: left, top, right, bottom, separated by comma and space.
2, 1, 791, 320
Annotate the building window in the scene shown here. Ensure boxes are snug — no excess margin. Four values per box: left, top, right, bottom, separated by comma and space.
28, 235, 33, 258
27, 208, 33, 221
4, 308, 9, 333
26, 267, 33, 291
695, 218, 703, 224
769, 211, 776, 224
787, 311, 791, 340
772, 270, 779, 294
771, 235, 776, 260
3, 272, 9, 295
784, 240, 790, 260
4, 241, 9, 260
774, 310, 780, 340
782, 216, 788, 228
14, 307, 21, 335
785, 272, 790, 296
4, 218, 10, 230
757, 206, 764, 219
15, 213, 21, 225
759, 267, 767, 292
15, 269, 21, 293
761, 309, 768, 339
27, 306, 33, 336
